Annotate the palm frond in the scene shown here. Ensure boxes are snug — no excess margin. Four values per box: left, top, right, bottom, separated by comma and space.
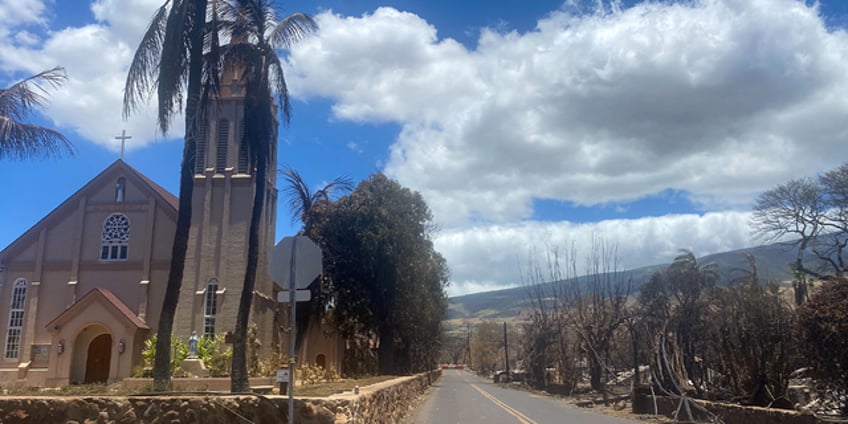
213, 0, 237, 34
0, 67, 73, 160
266, 50, 291, 124
280, 168, 314, 224
0, 119, 72, 160
156, 0, 193, 134
1, 66, 67, 94
269, 12, 317, 49
123, 0, 171, 120
199, 1, 225, 121
279, 168, 353, 226
314, 176, 354, 201
0, 67, 66, 118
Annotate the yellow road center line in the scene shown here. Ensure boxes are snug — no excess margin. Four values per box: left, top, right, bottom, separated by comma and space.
470, 383, 538, 424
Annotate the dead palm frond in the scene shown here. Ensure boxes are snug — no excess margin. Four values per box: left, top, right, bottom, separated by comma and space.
281, 168, 353, 225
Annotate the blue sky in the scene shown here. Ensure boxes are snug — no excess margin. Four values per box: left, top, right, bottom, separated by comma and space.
2, 0, 848, 296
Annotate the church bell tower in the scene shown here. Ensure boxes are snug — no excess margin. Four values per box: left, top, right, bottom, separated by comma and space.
174, 64, 278, 352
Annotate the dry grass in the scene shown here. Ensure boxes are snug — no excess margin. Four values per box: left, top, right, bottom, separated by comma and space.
2, 383, 151, 397
3, 375, 401, 398
295, 375, 398, 397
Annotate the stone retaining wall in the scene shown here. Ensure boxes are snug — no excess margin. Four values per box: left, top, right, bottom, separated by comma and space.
0, 369, 441, 424
633, 390, 823, 424
323, 369, 441, 423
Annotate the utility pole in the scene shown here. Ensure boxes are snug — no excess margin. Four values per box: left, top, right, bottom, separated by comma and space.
466, 322, 471, 369
503, 321, 510, 382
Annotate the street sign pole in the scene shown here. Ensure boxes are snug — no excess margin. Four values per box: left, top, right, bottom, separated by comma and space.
288, 239, 297, 424
269, 235, 321, 424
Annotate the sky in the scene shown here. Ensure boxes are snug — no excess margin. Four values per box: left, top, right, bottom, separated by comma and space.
2, 0, 848, 297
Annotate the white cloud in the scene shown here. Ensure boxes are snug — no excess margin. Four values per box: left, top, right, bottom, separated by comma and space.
1, 0, 841, 296
90, 0, 170, 50
436, 210, 755, 296
287, 0, 848, 229
13, 30, 40, 46
346, 141, 362, 154
0, 0, 177, 151
0, 0, 46, 27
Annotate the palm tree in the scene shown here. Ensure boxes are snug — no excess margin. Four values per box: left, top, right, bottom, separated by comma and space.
123, 0, 217, 391
280, 168, 352, 364
281, 168, 352, 235
218, 0, 317, 392
0, 67, 73, 160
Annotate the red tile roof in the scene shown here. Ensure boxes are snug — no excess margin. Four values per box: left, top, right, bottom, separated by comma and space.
95, 288, 150, 329
46, 287, 149, 331
129, 161, 179, 211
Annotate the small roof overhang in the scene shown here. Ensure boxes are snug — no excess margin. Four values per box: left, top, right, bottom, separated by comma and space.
46, 288, 149, 334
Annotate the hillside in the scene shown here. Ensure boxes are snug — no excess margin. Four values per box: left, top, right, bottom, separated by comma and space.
446, 241, 803, 324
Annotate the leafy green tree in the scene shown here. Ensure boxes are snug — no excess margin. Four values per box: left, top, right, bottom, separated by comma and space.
123, 0, 213, 391
217, 0, 317, 392
396, 249, 450, 372
279, 169, 352, 364
279, 169, 352, 361
0, 67, 73, 160
309, 173, 449, 374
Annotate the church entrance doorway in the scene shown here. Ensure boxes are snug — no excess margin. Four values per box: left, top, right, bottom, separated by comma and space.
84, 334, 111, 384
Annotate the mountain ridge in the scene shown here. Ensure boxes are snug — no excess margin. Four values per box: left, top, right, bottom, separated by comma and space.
446, 241, 803, 323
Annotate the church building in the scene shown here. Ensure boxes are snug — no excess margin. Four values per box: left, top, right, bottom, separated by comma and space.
0, 76, 294, 387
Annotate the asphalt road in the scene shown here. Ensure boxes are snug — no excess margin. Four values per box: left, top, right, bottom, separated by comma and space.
406, 369, 641, 424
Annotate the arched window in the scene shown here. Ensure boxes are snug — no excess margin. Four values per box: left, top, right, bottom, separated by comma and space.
115, 177, 126, 202
215, 119, 229, 173
4, 279, 27, 359
203, 278, 219, 336
100, 213, 129, 261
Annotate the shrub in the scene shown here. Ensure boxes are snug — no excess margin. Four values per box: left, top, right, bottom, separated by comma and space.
141, 334, 188, 376
257, 354, 280, 377
300, 364, 340, 385
131, 365, 151, 378
197, 335, 232, 377
247, 323, 261, 376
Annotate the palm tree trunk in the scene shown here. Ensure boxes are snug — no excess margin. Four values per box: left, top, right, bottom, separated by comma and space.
152, 0, 206, 392
231, 155, 266, 392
